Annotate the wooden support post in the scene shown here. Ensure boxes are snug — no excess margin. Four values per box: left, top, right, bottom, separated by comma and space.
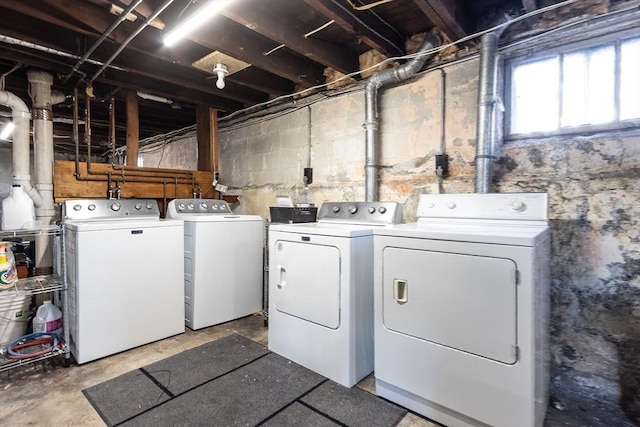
126, 89, 139, 166
196, 104, 218, 173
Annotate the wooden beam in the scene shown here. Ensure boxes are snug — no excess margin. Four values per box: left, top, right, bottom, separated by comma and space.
196, 104, 218, 172
522, 0, 537, 13
411, 0, 467, 41
125, 89, 139, 166
222, 0, 359, 75
304, 0, 405, 57
53, 160, 213, 201
189, 19, 326, 88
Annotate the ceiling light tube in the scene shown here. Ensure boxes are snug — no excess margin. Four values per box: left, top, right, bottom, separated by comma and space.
163, 0, 234, 47
0, 122, 15, 140
137, 91, 173, 105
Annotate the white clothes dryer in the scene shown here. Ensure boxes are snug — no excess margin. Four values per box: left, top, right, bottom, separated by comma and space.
373, 193, 550, 427
268, 202, 401, 387
64, 199, 185, 364
166, 199, 264, 330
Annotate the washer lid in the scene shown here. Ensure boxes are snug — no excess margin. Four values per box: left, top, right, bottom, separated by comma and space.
177, 214, 263, 223
65, 218, 183, 231
374, 220, 549, 246
269, 221, 385, 238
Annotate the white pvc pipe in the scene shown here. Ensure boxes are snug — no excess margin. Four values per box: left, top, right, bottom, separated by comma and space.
0, 90, 39, 204
28, 71, 60, 274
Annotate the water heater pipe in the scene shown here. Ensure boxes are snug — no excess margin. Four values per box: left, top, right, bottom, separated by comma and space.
364, 34, 441, 202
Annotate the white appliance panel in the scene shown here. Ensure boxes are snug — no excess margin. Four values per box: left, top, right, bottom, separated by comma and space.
186, 219, 263, 329
268, 228, 374, 387
272, 240, 341, 329
382, 247, 517, 364
374, 232, 549, 427
67, 222, 184, 364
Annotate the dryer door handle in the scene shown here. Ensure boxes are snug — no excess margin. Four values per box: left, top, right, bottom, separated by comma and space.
277, 266, 286, 289
393, 279, 408, 304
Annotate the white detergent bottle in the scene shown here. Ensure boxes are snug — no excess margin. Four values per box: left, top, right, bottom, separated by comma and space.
1, 184, 36, 230
0, 242, 18, 288
33, 300, 63, 336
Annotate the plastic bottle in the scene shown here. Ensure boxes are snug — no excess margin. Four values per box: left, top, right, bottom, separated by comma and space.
1, 184, 36, 230
0, 241, 18, 289
33, 300, 63, 336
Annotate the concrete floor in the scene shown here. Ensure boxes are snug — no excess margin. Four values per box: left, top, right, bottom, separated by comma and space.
0, 314, 437, 426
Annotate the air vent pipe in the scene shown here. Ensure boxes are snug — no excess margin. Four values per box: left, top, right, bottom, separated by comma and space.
474, 16, 511, 193
364, 34, 441, 202
0, 90, 36, 203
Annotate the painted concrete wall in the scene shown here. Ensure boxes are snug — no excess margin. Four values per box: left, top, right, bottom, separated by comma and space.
156, 57, 638, 423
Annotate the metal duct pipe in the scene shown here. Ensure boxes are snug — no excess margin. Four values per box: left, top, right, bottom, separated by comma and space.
474, 18, 511, 193
364, 34, 441, 202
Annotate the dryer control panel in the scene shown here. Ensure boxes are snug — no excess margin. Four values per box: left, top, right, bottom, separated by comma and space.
166, 199, 232, 217
63, 199, 159, 220
417, 193, 548, 221
318, 202, 402, 224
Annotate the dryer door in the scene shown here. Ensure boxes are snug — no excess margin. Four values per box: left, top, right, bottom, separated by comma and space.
272, 240, 341, 329
382, 247, 518, 364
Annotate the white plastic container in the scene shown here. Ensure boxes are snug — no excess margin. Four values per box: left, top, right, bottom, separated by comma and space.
0, 292, 30, 343
0, 241, 18, 289
33, 300, 63, 336
1, 184, 36, 230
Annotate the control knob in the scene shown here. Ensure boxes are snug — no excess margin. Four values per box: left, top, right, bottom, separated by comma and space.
110, 202, 121, 212
349, 206, 358, 214
446, 201, 456, 210
378, 206, 387, 214
201, 202, 208, 209
510, 200, 526, 212
73, 204, 81, 211
332, 206, 340, 213
368, 207, 376, 214
88, 204, 96, 211
134, 203, 142, 210
146, 203, 154, 210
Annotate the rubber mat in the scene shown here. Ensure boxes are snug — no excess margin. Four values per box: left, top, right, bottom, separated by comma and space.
83, 333, 407, 427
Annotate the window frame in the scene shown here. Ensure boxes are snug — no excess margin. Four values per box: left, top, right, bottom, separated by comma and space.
504, 25, 640, 140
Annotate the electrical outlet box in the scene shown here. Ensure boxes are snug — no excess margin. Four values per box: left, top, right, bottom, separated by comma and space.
435, 154, 449, 177
215, 183, 228, 193
304, 167, 313, 185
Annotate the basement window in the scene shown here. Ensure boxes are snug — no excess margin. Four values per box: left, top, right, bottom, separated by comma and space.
506, 34, 640, 137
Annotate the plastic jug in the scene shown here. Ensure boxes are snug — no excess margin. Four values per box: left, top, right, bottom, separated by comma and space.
33, 300, 63, 336
0, 241, 18, 289
1, 184, 36, 230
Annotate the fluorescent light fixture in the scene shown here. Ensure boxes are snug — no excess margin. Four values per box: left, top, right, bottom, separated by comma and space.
0, 122, 15, 140
163, 0, 234, 47
137, 91, 173, 105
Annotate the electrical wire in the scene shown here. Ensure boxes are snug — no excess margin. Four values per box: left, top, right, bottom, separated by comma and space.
220, 0, 580, 124
0, 62, 22, 91
346, 0, 395, 11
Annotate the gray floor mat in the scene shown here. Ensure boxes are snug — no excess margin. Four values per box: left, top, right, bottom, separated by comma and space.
143, 333, 269, 395
301, 381, 407, 427
82, 369, 171, 426
261, 402, 341, 426
120, 353, 326, 426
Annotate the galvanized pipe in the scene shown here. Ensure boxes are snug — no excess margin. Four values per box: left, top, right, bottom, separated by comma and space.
89, 0, 175, 83
474, 19, 510, 193
364, 34, 441, 201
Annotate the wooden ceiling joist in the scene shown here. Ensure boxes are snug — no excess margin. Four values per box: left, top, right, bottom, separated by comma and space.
411, 0, 467, 41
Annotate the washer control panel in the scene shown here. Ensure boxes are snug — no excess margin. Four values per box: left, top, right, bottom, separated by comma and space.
318, 202, 402, 224
64, 199, 160, 220
166, 198, 232, 217
417, 193, 548, 221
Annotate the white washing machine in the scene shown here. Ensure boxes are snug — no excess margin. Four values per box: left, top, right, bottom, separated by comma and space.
268, 201, 401, 387
166, 198, 264, 329
373, 193, 550, 427
64, 199, 185, 364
